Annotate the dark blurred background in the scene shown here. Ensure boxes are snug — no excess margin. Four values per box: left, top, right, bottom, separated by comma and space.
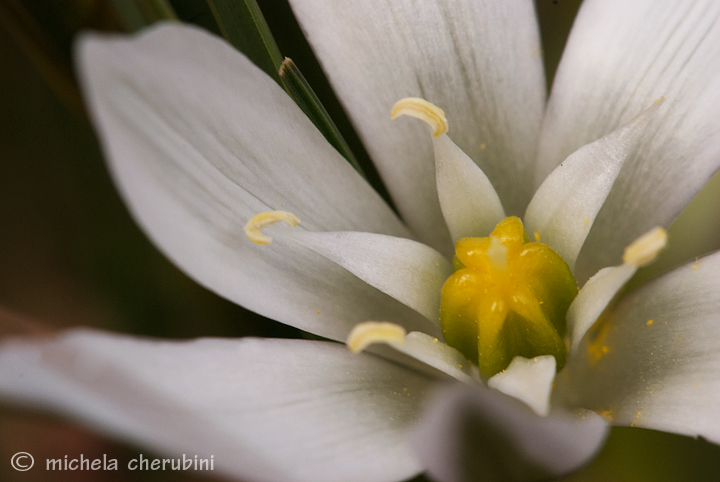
1, 0, 718, 480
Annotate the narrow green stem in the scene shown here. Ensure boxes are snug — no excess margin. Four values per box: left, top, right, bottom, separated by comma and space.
206, 0, 282, 83
279, 58, 365, 176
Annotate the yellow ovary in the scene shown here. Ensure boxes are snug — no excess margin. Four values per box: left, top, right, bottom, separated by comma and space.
440, 217, 578, 378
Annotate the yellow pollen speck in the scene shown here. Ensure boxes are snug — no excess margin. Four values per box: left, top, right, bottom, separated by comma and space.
587, 319, 612, 366
346, 321, 406, 354
630, 411, 643, 427
623, 226, 667, 266
646, 320, 653, 326
316, 311, 321, 314
597, 410, 614, 422
391, 97, 448, 136
693, 258, 700, 270
480, 143, 486, 150
244, 210, 300, 245
632, 97, 665, 121
533, 231, 540, 242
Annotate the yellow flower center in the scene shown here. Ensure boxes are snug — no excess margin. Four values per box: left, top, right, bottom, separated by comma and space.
440, 216, 578, 378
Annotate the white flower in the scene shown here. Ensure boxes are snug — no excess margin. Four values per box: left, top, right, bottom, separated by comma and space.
2, 1, 720, 482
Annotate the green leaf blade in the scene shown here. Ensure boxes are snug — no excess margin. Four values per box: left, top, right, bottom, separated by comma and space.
279, 58, 365, 177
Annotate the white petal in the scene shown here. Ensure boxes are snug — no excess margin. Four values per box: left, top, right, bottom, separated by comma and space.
566, 263, 637, 354
488, 356, 556, 416
412, 384, 609, 482
537, 0, 720, 282
354, 328, 481, 384
0, 330, 433, 482
525, 101, 661, 272
434, 135, 506, 242
288, 0, 546, 253
554, 250, 720, 444
400, 332, 480, 384
77, 24, 430, 342
281, 229, 451, 328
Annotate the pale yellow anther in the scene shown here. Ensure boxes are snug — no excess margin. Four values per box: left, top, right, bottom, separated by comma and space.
346, 321, 406, 354
244, 210, 300, 245
391, 97, 448, 137
623, 226, 667, 266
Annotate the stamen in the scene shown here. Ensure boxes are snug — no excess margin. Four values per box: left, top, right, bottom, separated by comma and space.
346, 321, 406, 354
391, 97, 448, 136
244, 211, 300, 245
622, 226, 667, 266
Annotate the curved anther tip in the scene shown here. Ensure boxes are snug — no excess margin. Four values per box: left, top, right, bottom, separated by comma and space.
244, 210, 300, 245
623, 226, 667, 267
346, 321, 406, 354
391, 97, 448, 137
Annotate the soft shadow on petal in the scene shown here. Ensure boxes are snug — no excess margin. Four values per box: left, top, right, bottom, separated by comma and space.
537, 0, 720, 283
413, 383, 608, 482
76, 24, 431, 342
554, 250, 720, 444
288, 0, 546, 254
0, 329, 433, 482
